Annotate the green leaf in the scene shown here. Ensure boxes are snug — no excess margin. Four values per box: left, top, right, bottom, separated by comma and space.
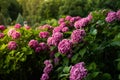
55, 52, 61, 58
59, 74, 69, 78
91, 72, 100, 78
110, 41, 120, 46
113, 33, 120, 41
0, 44, 7, 50
79, 48, 86, 57
90, 28, 97, 35
71, 53, 79, 63
88, 62, 96, 71
117, 62, 120, 70
103, 73, 112, 80
22, 47, 27, 52
63, 66, 71, 73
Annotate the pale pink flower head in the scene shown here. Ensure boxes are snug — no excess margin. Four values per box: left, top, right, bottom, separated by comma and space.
0, 33, 4, 39
7, 29, 16, 36
0, 25, 5, 31
7, 41, 18, 50
11, 31, 21, 39
14, 23, 21, 29
43, 63, 53, 74
105, 11, 117, 23
40, 73, 49, 80
47, 37, 60, 46
58, 39, 73, 54
116, 10, 120, 20
39, 31, 49, 38
28, 39, 39, 49
70, 62, 87, 80
87, 13, 93, 21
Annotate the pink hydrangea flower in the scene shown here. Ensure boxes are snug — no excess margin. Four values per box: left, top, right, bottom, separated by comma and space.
39, 31, 49, 38
39, 42, 48, 50
14, 24, 21, 29
0, 33, 4, 39
0, 25, 5, 31
65, 15, 72, 21
52, 27, 62, 33
47, 37, 60, 46
58, 18, 65, 24
41, 24, 53, 31
43, 63, 53, 74
74, 18, 89, 29
58, 39, 72, 54
35, 47, 42, 53
11, 31, 21, 39
87, 13, 93, 21
28, 39, 39, 49
44, 60, 51, 66
25, 26, 30, 30
105, 11, 117, 23
116, 10, 120, 20
71, 29, 86, 43
7, 29, 16, 36
70, 62, 87, 80
62, 27, 69, 32
7, 41, 18, 50
40, 73, 49, 80
52, 32, 63, 39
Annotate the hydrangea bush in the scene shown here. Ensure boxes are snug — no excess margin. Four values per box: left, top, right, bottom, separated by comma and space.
0, 9, 120, 80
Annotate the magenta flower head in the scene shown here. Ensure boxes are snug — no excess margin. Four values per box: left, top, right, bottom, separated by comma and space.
71, 29, 86, 44
62, 27, 69, 32
65, 15, 72, 21
58, 18, 65, 24
39, 42, 48, 50
39, 31, 49, 38
116, 10, 120, 20
52, 27, 62, 33
0, 25, 5, 31
59, 22, 66, 28
14, 23, 21, 29
44, 60, 51, 66
7, 41, 18, 50
28, 39, 39, 49
70, 62, 87, 80
7, 29, 16, 36
52, 32, 63, 39
58, 39, 73, 54
105, 11, 117, 23
11, 31, 21, 39
47, 37, 60, 46
25, 26, 30, 30
40, 73, 49, 80
74, 18, 89, 29
43, 63, 53, 74
35, 47, 42, 53
87, 13, 93, 21
0, 33, 4, 39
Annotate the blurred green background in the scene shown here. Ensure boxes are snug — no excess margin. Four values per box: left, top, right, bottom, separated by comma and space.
0, 0, 120, 26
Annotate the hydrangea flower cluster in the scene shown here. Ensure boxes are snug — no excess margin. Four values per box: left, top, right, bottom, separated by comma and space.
58, 18, 65, 24
116, 10, 120, 20
0, 25, 5, 31
71, 29, 86, 43
28, 39, 39, 49
41, 60, 53, 80
105, 11, 117, 23
39, 31, 49, 38
0, 33, 4, 39
14, 24, 21, 29
7, 41, 18, 50
58, 39, 72, 54
11, 31, 21, 39
25, 26, 30, 30
74, 14, 92, 29
7, 29, 16, 36
47, 32, 63, 46
62, 27, 69, 32
70, 62, 87, 80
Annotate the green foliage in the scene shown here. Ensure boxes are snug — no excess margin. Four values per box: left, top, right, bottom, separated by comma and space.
16, 13, 24, 26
